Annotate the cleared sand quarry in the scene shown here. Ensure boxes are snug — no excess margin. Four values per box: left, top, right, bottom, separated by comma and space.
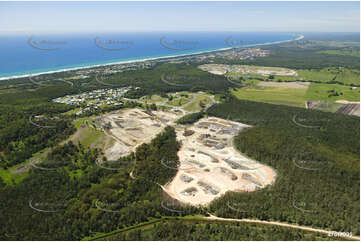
98, 108, 182, 160
97, 108, 276, 206
164, 117, 277, 206
199, 64, 298, 76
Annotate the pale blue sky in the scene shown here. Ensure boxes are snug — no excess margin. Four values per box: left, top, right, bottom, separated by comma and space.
0, 1, 359, 34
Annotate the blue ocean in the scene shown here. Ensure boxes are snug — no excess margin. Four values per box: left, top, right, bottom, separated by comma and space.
0, 32, 299, 78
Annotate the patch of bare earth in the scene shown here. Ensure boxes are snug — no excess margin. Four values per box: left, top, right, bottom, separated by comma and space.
198, 64, 298, 77
101, 108, 182, 160
336, 103, 360, 116
164, 117, 277, 206
305, 100, 323, 109
10, 149, 51, 174
257, 81, 310, 89
333, 100, 360, 116
198, 64, 228, 75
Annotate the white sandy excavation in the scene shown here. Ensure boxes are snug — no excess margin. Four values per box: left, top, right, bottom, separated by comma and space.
98, 108, 182, 160
199, 64, 298, 76
97, 108, 276, 206
164, 117, 276, 206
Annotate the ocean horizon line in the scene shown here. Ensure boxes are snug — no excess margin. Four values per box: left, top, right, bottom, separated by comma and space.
0, 34, 304, 81
0, 31, 305, 36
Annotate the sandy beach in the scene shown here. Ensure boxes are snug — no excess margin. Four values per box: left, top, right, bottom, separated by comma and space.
0, 34, 304, 81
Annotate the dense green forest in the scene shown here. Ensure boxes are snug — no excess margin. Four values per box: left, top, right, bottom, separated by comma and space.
176, 111, 204, 124
0, 35, 359, 240
88, 63, 233, 96
0, 86, 76, 168
101, 219, 339, 241
0, 127, 199, 240
207, 97, 360, 235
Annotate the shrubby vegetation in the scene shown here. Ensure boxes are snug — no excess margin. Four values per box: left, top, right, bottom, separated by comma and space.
0, 35, 359, 240
88, 63, 233, 96
215, 41, 360, 70
207, 97, 360, 235
0, 127, 200, 240
176, 111, 204, 124
0, 86, 76, 169
103, 220, 336, 241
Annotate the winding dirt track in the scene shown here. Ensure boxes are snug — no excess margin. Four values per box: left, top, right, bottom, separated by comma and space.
205, 214, 360, 241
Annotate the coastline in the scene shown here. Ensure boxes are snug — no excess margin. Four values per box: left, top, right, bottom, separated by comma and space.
0, 34, 304, 81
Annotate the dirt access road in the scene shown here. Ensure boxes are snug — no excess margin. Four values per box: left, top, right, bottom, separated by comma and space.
129, 169, 358, 241
205, 214, 359, 241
